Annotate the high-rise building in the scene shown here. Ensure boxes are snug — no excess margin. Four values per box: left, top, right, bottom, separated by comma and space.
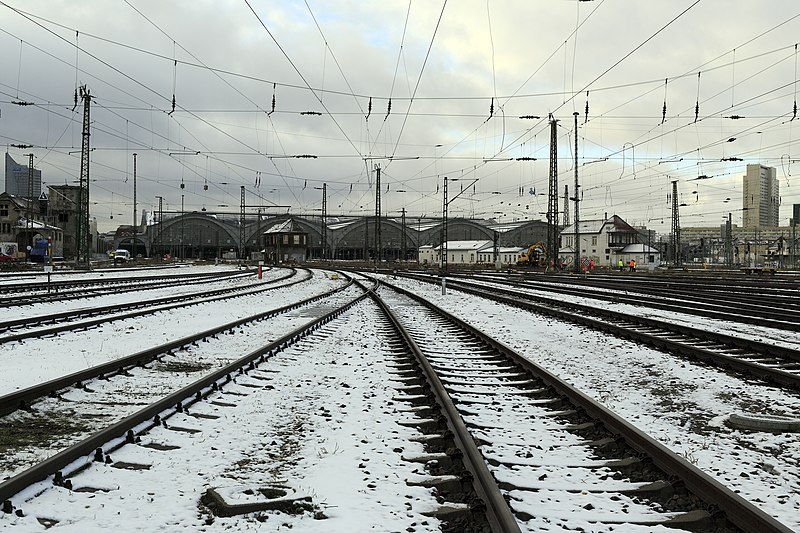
4, 152, 42, 199
792, 203, 800, 226
742, 164, 779, 227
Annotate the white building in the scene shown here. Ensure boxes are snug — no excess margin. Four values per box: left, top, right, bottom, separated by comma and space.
560, 215, 661, 269
477, 246, 526, 266
419, 240, 524, 267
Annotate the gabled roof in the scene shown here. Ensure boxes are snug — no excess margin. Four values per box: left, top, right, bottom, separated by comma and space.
435, 240, 493, 252
620, 243, 660, 253
264, 218, 306, 234
0, 192, 32, 210
15, 218, 61, 231
560, 219, 606, 235
561, 215, 638, 235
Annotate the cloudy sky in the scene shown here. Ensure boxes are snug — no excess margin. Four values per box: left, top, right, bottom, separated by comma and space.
2, 0, 800, 233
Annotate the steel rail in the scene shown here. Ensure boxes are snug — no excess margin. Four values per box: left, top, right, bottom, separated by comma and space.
442, 274, 800, 360
0, 276, 377, 510
360, 280, 521, 533
0, 274, 351, 417
406, 274, 800, 389
481, 271, 800, 318
0, 269, 256, 308
0, 268, 248, 294
433, 272, 800, 332
0, 268, 304, 345
377, 277, 794, 533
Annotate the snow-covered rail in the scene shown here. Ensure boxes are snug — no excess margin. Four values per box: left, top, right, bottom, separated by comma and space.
0, 267, 303, 344
373, 277, 793, 532
403, 273, 800, 390
0, 277, 375, 520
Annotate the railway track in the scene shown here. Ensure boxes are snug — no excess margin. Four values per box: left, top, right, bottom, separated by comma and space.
0, 276, 363, 486
370, 277, 792, 532
0, 267, 303, 344
0, 268, 252, 307
0, 273, 355, 418
0, 272, 793, 531
0, 280, 377, 528
399, 272, 800, 390
452, 271, 800, 332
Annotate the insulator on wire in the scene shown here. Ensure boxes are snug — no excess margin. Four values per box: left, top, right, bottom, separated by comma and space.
366, 97, 372, 120
490, 98, 494, 118
385, 99, 392, 120
584, 91, 589, 124
694, 72, 700, 123
270, 83, 276, 115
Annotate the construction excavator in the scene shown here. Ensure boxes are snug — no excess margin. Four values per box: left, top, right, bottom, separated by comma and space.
516, 241, 546, 267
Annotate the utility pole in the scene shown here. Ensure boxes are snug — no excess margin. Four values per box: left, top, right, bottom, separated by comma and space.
180, 194, 184, 261
132, 153, 137, 257
374, 164, 381, 264
27, 153, 34, 256
321, 183, 327, 260
401, 207, 407, 261
363, 218, 368, 261
725, 212, 733, 267
77, 86, 92, 269
546, 115, 559, 269
573, 112, 581, 274
562, 185, 569, 227
440, 176, 476, 275
240, 185, 246, 261
156, 195, 163, 259
441, 177, 449, 273
493, 230, 499, 270
671, 180, 681, 267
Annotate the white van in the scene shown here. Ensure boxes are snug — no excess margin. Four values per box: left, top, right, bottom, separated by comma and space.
113, 249, 131, 263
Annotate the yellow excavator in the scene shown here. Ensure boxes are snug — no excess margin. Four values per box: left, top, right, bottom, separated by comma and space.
517, 241, 546, 267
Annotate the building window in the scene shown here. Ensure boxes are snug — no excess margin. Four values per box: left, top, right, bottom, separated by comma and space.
0, 204, 7, 217
0, 222, 9, 233
293, 235, 300, 245
591, 236, 597, 246
58, 213, 69, 223
282, 235, 288, 244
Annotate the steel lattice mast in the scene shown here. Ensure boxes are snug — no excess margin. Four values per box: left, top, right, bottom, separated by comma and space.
546, 115, 559, 269
240, 186, 246, 260
77, 86, 92, 268
321, 183, 327, 260
573, 112, 581, 274
671, 180, 681, 267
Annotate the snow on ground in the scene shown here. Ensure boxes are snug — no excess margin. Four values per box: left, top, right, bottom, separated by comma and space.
2, 266, 799, 531
3, 299, 443, 532
0, 264, 208, 286
3, 266, 283, 322
463, 275, 800, 351
382, 275, 800, 530
1, 267, 345, 395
